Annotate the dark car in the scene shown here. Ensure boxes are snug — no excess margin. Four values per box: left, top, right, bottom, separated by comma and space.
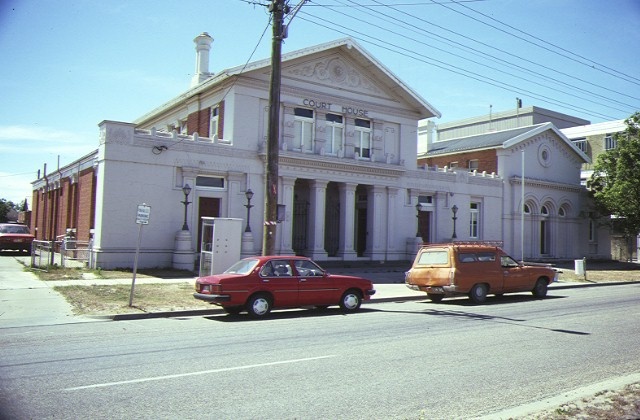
0, 223, 35, 253
194, 256, 376, 317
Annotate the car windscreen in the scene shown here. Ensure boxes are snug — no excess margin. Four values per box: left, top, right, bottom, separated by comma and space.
417, 250, 449, 265
0, 225, 30, 234
224, 258, 259, 275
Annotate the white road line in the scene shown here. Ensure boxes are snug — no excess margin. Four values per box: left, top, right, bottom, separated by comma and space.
63, 355, 336, 391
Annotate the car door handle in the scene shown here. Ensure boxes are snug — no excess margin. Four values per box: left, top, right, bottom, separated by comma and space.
299, 278, 307, 282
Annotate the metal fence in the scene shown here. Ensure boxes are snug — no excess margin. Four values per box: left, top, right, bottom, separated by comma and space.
30, 239, 92, 271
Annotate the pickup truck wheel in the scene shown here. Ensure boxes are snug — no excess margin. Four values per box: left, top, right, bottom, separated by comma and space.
469, 284, 488, 304
246, 294, 272, 318
427, 293, 444, 303
340, 290, 362, 312
532, 278, 548, 298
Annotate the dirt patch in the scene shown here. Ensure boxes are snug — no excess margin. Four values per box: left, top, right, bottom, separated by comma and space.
54, 283, 210, 315
516, 382, 640, 419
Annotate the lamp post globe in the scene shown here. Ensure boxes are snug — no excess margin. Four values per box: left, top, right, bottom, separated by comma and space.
181, 184, 192, 231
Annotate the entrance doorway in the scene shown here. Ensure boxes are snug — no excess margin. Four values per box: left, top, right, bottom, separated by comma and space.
418, 211, 431, 243
197, 197, 220, 252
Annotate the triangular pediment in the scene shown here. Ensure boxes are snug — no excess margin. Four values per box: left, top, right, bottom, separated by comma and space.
284, 53, 384, 96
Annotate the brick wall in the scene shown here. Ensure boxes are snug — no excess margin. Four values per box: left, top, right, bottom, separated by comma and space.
77, 168, 96, 241
29, 168, 96, 242
186, 101, 225, 138
187, 108, 211, 137
418, 149, 498, 173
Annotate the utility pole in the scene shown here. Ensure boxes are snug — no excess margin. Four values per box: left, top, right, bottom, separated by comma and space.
263, 0, 288, 255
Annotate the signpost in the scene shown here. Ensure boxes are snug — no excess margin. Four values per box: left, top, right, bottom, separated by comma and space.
129, 204, 151, 307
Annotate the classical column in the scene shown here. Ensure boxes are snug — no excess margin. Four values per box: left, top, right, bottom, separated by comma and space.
364, 185, 387, 260
338, 182, 357, 260
307, 180, 328, 260
277, 176, 296, 255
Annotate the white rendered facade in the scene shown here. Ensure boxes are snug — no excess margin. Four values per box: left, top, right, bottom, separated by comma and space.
34, 37, 610, 269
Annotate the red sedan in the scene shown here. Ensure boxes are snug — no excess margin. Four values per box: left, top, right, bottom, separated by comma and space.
0, 223, 35, 253
194, 256, 376, 317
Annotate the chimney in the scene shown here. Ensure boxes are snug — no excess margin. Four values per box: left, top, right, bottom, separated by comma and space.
191, 32, 214, 87
426, 120, 436, 151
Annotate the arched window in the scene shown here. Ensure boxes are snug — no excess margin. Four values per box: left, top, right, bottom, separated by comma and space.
523, 204, 531, 214
541, 205, 549, 216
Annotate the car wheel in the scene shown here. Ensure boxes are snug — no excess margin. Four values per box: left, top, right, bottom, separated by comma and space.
469, 284, 488, 304
246, 294, 272, 318
532, 278, 548, 298
427, 293, 444, 303
339, 290, 362, 312
223, 306, 242, 316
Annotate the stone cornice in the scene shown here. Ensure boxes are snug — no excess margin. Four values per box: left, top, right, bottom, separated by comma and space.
509, 176, 585, 193
271, 152, 406, 178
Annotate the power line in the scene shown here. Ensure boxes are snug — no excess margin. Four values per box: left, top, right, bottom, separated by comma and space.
448, 0, 640, 85
321, 0, 636, 113
297, 0, 638, 119
297, 13, 620, 121
356, 0, 640, 102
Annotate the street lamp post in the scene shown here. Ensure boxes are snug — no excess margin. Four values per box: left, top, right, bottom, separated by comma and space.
451, 204, 458, 240
181, 184, 192, 231
415, 203, 422, 238
244, 189, 254, 233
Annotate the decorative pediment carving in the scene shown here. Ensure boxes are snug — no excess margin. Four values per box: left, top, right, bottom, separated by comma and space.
286, 56, 382, 95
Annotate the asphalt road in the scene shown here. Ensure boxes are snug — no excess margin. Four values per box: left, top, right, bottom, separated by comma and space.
1, 283, 639, 419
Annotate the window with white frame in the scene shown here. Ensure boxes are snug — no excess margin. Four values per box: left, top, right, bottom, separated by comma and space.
573, 137, 587, 153
179, 120, 188, 135
604, 134, 617, 150
468, 159, 479, 171
469, 202, 480, 238
354, 118, 371, 159
294, 108, 314, 152
325, 113, 344, 155
210, 106, 219, 139
196, 176, 225, 189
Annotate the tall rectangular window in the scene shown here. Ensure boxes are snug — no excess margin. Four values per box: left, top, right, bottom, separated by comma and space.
604, 134, 617, 150
572, 138, 587, 153
355, 118, 371, 159
325, 113, 343, 155
469, 202, 480, 238
589, 213, 596, 242
210, 106, 219, 139
294, 108, 314, 152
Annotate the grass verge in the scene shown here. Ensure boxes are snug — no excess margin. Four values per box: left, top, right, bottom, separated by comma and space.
54, 283, 212, 315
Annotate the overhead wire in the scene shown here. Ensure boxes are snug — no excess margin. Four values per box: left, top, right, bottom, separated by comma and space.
298, 0, 638, 119
296, 12, 619, 120
159, 10, 272, 152
447, 0, 640, 85
359, 0, 640, 102
324, 0, 635, 114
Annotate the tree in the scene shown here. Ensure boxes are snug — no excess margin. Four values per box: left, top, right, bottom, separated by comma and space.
588, 112, 640, 246
0, 199, 16, 223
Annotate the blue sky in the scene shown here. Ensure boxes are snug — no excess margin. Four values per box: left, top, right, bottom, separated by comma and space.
1, 0, 639, 204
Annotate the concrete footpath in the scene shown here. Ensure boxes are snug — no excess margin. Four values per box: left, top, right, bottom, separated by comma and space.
0, 255, 625, 328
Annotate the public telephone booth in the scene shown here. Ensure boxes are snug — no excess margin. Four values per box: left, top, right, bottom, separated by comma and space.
199, 217, 243, 277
